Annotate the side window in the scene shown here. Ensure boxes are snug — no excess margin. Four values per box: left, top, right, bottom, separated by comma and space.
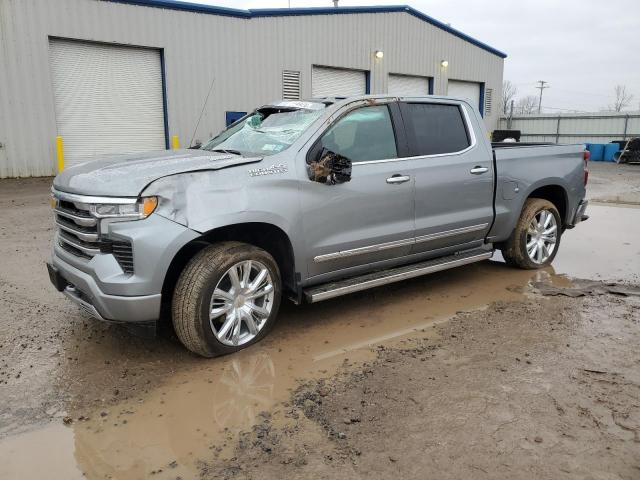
404, 103, 471, 156
319, 105, 398, 163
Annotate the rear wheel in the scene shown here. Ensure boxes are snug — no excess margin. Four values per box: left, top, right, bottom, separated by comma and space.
172, 242, 282, 357
501, 198, 561, 269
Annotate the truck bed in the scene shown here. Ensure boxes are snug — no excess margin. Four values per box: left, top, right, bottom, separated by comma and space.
488, 142, 586, 243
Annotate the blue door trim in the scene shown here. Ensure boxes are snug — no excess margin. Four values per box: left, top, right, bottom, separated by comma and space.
159, 49, 170, 149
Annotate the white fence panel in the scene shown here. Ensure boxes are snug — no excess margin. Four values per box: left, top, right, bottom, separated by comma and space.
498, 113, 640, 144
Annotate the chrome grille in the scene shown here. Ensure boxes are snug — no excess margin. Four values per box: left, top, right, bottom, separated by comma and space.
54, 198, 100, 258
52, 190, 135, 275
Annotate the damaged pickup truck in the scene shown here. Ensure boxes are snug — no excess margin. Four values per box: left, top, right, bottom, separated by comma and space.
47, 95, 589, 357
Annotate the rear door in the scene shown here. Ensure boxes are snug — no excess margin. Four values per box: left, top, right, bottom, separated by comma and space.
299, 102, 415, 279
399, 100, 493, 255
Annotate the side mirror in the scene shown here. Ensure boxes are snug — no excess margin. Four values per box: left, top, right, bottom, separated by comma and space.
308, 150, 352, 185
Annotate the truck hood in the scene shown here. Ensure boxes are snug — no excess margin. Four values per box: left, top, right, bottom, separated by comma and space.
52, 149, 263, 197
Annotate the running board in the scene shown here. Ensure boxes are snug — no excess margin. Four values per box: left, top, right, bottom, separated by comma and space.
304, 248, 494, 303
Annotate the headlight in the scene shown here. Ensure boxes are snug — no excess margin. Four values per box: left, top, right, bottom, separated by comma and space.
90, 196, 158, 221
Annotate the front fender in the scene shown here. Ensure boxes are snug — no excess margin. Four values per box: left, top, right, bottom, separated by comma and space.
142, 166, 306, 275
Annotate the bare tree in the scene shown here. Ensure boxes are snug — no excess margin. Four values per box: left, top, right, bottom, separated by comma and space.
610, 85, 633, 112
515, 95, 538, 115
501, 80, 518, 115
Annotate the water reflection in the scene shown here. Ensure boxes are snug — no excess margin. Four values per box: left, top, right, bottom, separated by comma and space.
212, 352, 276, 431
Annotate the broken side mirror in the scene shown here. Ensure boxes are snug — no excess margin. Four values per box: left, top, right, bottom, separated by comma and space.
308, 149, 352, 185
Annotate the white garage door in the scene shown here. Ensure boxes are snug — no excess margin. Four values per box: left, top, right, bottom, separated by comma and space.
447, 80, 481, 110
388, 74, 430, 96
49, 39, 166, 168
312, 66, 366, 98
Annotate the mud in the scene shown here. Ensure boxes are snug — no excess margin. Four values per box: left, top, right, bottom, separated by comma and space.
0, 165, 639, 479
207, 293, 640, 480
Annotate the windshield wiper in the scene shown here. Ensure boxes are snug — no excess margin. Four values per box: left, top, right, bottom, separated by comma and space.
210, 148, 242, 156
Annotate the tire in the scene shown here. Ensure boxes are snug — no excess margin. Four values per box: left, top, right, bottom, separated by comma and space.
500, 198, 562, 270
172, 241, 282, 357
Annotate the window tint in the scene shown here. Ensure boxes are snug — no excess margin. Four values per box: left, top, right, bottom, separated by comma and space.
319, 105, 397, 163
404, 103, 470, 156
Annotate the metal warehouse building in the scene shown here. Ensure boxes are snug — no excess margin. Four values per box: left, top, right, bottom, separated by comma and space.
0, 0, 506, 178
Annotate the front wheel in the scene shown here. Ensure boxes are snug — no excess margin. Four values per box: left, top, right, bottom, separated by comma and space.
501, 198, 561, 269
172, 242, 282, 357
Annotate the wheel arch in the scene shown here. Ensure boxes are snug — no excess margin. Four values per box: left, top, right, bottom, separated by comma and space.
526, 183, 569, 227
161, 222, 297, 316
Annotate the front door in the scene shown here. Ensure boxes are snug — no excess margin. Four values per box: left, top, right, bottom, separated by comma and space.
299, 103, 415, 279
399, 101, 494, 254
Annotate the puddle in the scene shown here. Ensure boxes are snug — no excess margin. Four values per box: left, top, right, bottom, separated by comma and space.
0, 261, 564, 479
1, 203, 637, 479
552, 203, 640, 283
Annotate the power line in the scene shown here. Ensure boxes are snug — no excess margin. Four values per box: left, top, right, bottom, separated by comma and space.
540, 105, 592, 113
550, 87, 613, 99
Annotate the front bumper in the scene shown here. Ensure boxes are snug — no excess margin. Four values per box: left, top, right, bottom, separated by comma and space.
47, 260, 161, 323
48, 212, 200, 323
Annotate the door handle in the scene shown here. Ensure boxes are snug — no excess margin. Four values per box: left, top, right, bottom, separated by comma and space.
470, 166, 489, 175
386, 175, 411, 184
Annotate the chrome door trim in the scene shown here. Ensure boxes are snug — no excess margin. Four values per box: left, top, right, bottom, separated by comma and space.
415, 223, 488, 244
314, 237, 414, 263
313, 222, 489, 263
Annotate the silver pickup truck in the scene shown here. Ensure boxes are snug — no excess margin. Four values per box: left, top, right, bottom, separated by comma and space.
47, 95, 589, 357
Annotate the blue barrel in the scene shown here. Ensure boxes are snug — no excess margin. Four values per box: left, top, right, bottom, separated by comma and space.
587, 143, 604, 161
603, 143, 619, 162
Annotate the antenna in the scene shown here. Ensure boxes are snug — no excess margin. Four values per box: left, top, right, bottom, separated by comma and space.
189, 75, 215, 148
536, 80, 549, 114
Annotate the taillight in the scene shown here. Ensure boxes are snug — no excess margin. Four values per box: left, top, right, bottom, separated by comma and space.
583, 150, 590, 186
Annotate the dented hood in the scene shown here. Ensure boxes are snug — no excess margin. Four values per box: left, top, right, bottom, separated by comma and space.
52, 149, 263, 197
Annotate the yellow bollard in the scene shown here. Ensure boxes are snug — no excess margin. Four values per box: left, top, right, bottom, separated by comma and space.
56, 136, 65, 172
171, 135, 180, 150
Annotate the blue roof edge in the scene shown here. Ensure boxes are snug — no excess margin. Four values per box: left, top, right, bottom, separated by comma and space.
106, 1, 507, 59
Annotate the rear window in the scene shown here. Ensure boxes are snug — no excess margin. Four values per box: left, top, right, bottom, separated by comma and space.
404, 103, 471, 156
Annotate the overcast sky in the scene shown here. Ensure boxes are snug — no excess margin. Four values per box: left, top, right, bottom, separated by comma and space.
191, 0, 640, 113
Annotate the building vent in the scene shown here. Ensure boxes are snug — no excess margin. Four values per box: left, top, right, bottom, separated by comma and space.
282, 70, 301, 100
484, 88, 493, 115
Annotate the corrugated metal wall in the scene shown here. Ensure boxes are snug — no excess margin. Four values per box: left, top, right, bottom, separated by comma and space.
498, 114, 640, 144
0, 0, 504, 178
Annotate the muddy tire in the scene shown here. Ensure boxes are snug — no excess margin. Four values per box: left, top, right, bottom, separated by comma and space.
501, 198, 562, 270
172, 242, 282, 357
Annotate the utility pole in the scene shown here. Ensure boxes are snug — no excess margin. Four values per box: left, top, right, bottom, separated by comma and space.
536, 80, 549, 114
507, 100, 514, 129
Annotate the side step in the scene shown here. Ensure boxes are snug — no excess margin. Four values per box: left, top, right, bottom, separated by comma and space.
303, 247, 494, 303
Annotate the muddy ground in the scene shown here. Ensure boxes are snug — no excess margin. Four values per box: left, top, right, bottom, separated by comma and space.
0, 161, 639, 479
